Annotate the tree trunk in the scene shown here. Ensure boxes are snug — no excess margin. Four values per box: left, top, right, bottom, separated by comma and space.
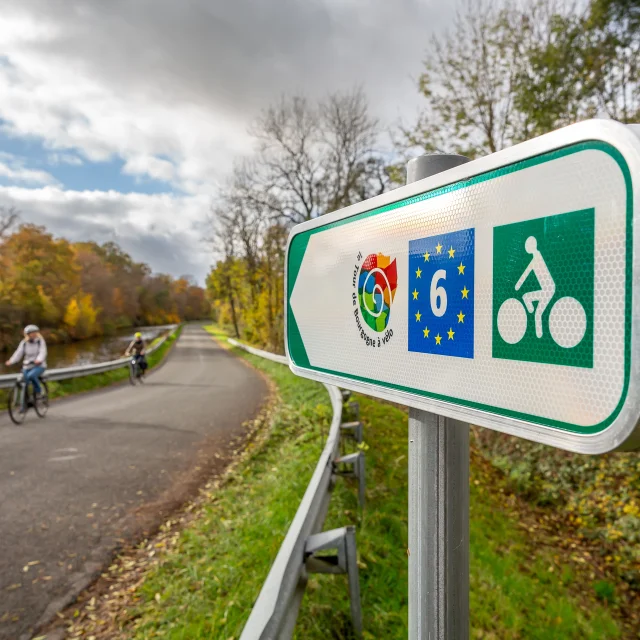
228, 292, 240, 338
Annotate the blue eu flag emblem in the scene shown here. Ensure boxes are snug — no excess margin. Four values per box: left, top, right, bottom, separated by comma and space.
408, 228, 475, 358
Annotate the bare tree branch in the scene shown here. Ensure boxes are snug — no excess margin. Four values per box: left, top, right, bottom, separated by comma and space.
0, 206, 19, 239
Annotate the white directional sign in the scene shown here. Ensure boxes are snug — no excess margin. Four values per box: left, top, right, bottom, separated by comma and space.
285, 120, 640, 453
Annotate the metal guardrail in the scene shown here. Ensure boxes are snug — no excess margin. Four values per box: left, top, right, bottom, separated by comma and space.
227, 338, 364, 640
0, 325, 179, 389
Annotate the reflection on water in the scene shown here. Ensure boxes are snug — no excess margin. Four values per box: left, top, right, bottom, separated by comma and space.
0, 325, 173, 374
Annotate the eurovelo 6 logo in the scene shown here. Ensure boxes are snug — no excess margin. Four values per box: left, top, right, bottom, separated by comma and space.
351, 251, 398, 347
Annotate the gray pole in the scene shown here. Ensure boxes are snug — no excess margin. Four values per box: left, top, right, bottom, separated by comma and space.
406, 154, 471, 640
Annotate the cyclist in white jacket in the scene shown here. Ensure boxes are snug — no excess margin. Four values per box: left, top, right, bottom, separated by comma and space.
5, 325, 47, 402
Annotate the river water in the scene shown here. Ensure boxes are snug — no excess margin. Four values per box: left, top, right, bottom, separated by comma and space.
0, 325, 173, 374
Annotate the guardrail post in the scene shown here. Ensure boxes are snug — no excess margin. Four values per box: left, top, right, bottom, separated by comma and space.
339, 396, 361, 455
305, 526, 362, 639
340, 421, 364, 444
334, 452, 366, 508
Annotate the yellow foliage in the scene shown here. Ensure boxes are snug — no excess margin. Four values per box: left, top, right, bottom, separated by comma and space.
0, 224, 209, 350
64, 292, 100, 340
63, 297, 80, 331
37, 285, 60, 324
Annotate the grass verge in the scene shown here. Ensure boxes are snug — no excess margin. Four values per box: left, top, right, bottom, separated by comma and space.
474, 428, 640, 594
297, 394, 633, 639
56, 325, 636, 639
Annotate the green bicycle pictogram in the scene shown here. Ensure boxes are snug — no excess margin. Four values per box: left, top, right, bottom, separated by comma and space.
497, 235, 587, 349
492, 208, 594, 368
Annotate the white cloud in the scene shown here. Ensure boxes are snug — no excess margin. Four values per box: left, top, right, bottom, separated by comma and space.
0, 1, 454, 191
47, 152, 83, 166
0, 152, 58, 185
123, 155, 176, 183
0, 37, 253, 195
0, 0, 458, 278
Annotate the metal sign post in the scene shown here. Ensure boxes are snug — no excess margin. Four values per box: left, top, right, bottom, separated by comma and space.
406, 154, 470, 640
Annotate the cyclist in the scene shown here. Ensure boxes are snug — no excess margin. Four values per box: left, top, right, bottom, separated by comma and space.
515, 236, 556, 339
125, 331, 147, 376
4, 324, 47, 410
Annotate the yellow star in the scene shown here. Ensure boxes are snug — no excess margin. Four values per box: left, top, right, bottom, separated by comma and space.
436, 242, 443, 254
415, 310, 422, 322
457, 262, 465, 275
423, 326, 430, 338
448, 327, 455, 340
448, 246, 455, 258
457, 311, 465, 323
435, 333, 442, 345
423, 250, 430, 262
461, 286, 469, 299
415, 267, 422, 278
412, 289, 419, 300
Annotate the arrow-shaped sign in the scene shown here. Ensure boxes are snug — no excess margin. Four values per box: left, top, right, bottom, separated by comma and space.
286, 120, 640, 454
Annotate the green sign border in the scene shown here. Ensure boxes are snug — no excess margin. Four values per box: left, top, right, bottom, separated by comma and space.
287, 141, 633, 435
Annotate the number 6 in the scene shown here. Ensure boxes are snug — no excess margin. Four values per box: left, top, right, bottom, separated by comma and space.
430, 269, 447, 317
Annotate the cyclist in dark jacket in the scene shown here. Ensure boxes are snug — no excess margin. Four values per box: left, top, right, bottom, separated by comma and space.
125, 332, 148, 374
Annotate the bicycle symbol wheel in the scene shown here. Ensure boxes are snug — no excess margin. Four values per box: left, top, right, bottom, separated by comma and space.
497, 296, 586, 348
497, 298, 528, 344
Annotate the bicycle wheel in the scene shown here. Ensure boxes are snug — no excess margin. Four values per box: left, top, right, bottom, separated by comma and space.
129, 363, 137, 385
548, 296, 587, 348
8, 381, 26, 425
497, 298, 528, 345
34, 380, 49, 418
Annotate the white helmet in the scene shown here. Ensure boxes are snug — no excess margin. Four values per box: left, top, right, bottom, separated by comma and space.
24, 324, 39, 334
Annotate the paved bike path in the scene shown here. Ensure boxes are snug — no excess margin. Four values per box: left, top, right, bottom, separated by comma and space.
0, 326, 267, 640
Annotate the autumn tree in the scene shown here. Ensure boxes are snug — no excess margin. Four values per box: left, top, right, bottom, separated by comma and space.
0, 224, 210, 351
401, 0, 525, 158
206, 88, 390, 352
208, 206, 245, 339
583, 0, 640, 122
509, 1, 594, 139
248, 87, 388, 224
64, 293, 99, 340
403, 0, 640, 157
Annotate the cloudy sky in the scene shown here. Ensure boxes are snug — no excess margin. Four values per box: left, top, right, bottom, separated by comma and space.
0, 0, 456, 283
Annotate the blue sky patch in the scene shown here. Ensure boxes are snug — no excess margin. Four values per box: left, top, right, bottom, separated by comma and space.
0, 127, 177, 195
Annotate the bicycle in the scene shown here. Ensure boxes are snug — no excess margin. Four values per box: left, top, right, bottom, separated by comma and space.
497, 294, 586, 348
128, 356, 145, 385
8, 372, 49, 425
496, 235, 587, 349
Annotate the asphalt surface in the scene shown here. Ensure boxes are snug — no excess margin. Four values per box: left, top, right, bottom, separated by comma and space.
0, 326, 267, 640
